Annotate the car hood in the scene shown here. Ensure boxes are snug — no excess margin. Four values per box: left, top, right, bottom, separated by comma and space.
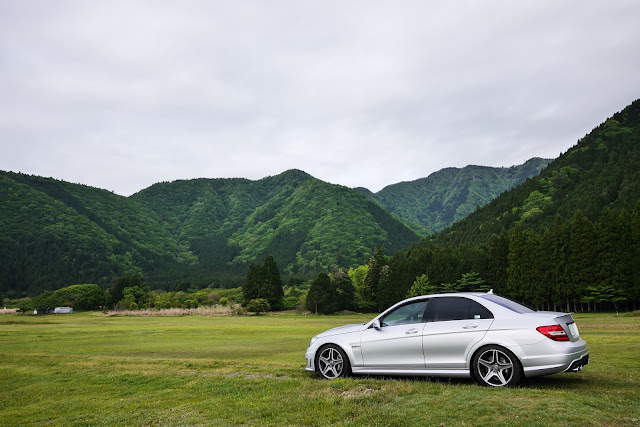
316, 323, 365, 338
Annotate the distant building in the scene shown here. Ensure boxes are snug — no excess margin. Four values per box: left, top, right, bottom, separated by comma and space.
54, 307, 73, 314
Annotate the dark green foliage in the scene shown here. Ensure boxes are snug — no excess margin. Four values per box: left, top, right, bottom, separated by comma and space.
305, 273, 339, 314
109, 273, 146, 307
406, 274, 434, 298
132, 170, 420, 277
242, 264, 263, 305
368, 99, 640, 312
329, 268, 355, 311
0, 169, 420, 296
379, 206, 640, 311
54, 284, 105, 310
242, 256, 284, 310
245, 298, 270, 314
437, 99, 640, 246
367, 158, 551, 233
261, 255, 285, 310
362, 245, 386, 309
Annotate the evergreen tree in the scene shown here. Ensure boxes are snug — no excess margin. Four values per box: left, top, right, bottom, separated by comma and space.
567, 211, 597, 311
363, 245, 386, 309
456, 272, 486, 292
306, 273, 339, 314
242, 263, 262, 305
488, 230, 509, 293
551, 216, 569, 311
595, 208, 625, 310
242, 256, 284, 310
261, 255, 284, 310
406, 274, 437, 298
506, 224, 529, 302
631, 203, 640, 310
329, 268, 355, 311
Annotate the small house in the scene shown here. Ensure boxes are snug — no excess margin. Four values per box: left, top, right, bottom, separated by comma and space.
54, 307, 73, 314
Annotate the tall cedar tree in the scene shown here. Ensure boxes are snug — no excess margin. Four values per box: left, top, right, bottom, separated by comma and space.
631, 203, 640, 310
306, 273, 339, 314
551, 216, 569, 311
261, 255, 284, 310
242, 263, 262, 305
363, 245, 386, 309
242, 256, 284, 310
329, 268, 355, 311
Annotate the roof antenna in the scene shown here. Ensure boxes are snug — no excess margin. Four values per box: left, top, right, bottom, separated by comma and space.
487, 289, 494, 295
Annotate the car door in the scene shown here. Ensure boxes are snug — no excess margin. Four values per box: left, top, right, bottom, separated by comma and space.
360, 299, 428, 369
422, 297, 494, 369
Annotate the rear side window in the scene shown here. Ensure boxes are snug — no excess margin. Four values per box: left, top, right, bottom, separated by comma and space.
428, 297, 493, 322
478, 295, 534, 313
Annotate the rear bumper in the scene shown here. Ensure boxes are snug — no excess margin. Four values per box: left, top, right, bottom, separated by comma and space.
516, 339, 589, 378
564, 353, 589, 372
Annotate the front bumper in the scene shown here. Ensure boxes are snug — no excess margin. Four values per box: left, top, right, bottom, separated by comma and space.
305, 347, 316, 372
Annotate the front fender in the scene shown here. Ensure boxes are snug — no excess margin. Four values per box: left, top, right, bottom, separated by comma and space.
306, 333, 364, 372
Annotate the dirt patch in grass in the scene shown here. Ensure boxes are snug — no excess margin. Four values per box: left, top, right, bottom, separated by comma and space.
341, 387, 375, 398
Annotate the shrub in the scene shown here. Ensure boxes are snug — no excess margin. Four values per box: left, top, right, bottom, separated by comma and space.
245, 298, 270, 314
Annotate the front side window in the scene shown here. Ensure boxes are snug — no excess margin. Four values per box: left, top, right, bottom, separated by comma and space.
428, 297, 493, 322
381, 300, 428, 327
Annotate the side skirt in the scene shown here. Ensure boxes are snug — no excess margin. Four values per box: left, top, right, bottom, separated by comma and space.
351, 368, 471, 378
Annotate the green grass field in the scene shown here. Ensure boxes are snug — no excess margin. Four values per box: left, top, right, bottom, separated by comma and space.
1, 312, 638, 426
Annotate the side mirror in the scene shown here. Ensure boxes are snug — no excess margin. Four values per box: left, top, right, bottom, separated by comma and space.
372, 319, 381, 330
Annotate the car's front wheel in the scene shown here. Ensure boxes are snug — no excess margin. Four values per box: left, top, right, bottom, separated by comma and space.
316, 345, 351, 379
472, 345, 522, 387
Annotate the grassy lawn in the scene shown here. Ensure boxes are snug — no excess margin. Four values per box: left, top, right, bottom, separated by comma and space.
1, 311, 639, 426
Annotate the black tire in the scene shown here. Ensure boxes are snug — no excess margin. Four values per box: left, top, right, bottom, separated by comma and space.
472, 345, 522, 387
315, 344, 351, 379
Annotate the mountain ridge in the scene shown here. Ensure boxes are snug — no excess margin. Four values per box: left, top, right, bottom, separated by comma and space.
359, 158, 552, 233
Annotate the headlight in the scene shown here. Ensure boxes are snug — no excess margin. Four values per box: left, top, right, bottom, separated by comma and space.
310, 336, 318, 346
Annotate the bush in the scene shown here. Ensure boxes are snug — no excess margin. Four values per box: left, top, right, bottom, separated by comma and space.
219, 297, 229, 306
282, 296, 298, 310
245, 298, 270, 314
128, 301, 138, 310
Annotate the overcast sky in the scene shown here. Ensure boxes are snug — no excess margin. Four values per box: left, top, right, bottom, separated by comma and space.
1, 1, 640, 196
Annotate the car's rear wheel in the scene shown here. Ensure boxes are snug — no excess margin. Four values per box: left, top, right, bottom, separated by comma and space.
472, 345, 522, 387
316, 344, 350, 379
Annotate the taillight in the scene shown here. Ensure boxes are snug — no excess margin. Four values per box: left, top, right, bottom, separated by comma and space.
536, 325, 569, 341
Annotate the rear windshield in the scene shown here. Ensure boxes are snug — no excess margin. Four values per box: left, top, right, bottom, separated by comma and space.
478, 295, 535, 314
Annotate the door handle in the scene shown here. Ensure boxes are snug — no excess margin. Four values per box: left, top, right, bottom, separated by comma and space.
405, 328, 419, 334
463, 324, 478, 329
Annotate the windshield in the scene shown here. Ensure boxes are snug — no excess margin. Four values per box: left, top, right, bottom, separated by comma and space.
478, 295, 535, 314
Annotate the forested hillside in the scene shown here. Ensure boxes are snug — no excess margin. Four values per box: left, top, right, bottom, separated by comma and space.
0, 169, 420, 296
373, 99, 640, 312
438, 100, 640, 245
361, 158, 551, 234
132, 170, 420, 278
0, 172, 185, 296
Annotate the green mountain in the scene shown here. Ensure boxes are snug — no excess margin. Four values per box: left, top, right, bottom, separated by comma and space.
436, 98, 640, 246
362, 158, 551, 234
0, 169, 420, 296
131, 170, 420, 276
0, 172, 186, 296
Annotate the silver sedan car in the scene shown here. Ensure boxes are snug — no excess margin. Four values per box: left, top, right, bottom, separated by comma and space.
305, 292, 589, 387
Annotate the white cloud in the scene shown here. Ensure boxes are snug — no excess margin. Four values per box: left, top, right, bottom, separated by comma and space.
1, 0, 640, 195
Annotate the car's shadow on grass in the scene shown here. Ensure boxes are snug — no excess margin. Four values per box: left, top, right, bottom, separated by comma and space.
308, 371, 595, 389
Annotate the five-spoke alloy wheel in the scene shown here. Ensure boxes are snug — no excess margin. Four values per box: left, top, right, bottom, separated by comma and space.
316, 344, 350, 379
472, 345, 522, 387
